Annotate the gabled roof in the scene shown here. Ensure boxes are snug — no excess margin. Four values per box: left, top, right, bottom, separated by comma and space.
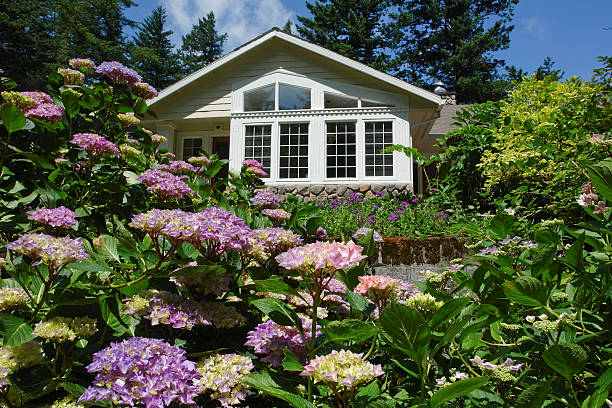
148, 28, 442, 107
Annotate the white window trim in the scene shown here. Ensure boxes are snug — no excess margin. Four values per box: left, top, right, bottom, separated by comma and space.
243, 123, 273, 179
276, 121, 311, 182
323, 120, 359, 181
363, 119, 396, 179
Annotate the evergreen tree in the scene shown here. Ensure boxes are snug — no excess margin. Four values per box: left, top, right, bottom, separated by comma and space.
535, 57, 563, 80
0, 0, 61, 89
54, 0, 136, 64
296, 0, 391, 71
180, 12, 227, 74
281, 20, 293, 35
130, 6, 180, 90
387, 0, 519, 103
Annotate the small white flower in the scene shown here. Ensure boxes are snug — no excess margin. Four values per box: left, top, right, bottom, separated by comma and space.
526, 315, 536, 323
504, 208, 516, 215
539, 314, 549, 321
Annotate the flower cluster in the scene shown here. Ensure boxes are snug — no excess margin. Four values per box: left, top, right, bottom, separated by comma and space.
355, 275, 417, 310
193, 207, 253, 256
157, 160, 196, 175
119, 143, 141, 158
315, 226, 328, 239
436, 371, 469, 388
33, 316, 97, 343
70, 133, 120, 159
248, 228, 303, 262
276, 240, 366, 277
188, 155, 210, 167
300, 350, 384, 389
245, 317, 321, 367
57, 67, 84, 85
151, 134, 167, 144
0, 342, 44, 387
578, 182, 609, 214
406, 293, 444, 314
27, 206, 78, 228
242, 159, 266, 177
2, 90, 64, 122
117, 113, 140, 127
50, 396, 85, 408
137, 169, 195, 200
352, 227, 384, 243
68, 58, 96, 72
470, 356, 523, 382
0, 287, 29, 311
78, 337, 201, 408
286, 278, 349, 313
6, 233, 89, 270
195, 354, 254, 407
526, 312, 575, 333
95, 61, 142, 84
124, 290, 212, 329
130, 81, 158, 99
251, 189, 281, 208
200, 300, 246, 328
262, 208, 292, 224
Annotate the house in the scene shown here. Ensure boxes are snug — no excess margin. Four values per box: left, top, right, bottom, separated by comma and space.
143, 28, 442, 200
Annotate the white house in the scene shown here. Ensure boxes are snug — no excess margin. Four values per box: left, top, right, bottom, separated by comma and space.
143, 29, 442, 199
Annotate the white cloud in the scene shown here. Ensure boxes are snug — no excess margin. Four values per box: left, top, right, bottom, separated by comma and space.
521, 17, 548, 40
160, 0, 294, 49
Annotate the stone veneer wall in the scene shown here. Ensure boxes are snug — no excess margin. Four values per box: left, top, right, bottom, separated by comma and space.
267, 183, 413, 201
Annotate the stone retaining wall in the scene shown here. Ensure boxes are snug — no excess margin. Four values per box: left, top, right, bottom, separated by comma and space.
267, 183, 413, 201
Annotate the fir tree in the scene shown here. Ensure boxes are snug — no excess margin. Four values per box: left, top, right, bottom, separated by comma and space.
387, 0, 519, 103
281, 20, 293, 35
130, 6, 180, 90
296, 0, 391, 71
180, 12, 228, 74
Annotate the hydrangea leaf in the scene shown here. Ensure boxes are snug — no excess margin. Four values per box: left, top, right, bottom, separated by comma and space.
430, 376, 490, 408
0, 102, 26, 134
502, 276, 548, 307
542, 342, 587, 381
250, 298, 303, 331
515, 380, 551, 408
378, 302, 430, 362
0, 314, 34, 346
242, 371, 315, 408
324, 319, 377, 344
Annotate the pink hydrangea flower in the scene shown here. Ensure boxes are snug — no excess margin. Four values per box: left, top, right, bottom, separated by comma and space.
136, 169, 195, 201
70, 133, 120, 159
95, 61, 141, 84
242, 159, 267, 177
27, 206, 78, 228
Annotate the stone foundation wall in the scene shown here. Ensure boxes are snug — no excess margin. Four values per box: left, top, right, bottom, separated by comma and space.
267, 183, 413, 201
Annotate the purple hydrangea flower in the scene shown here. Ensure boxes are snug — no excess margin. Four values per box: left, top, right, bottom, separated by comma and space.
27, 206, 78, 228
251, 189, 281, 209
68, 58, 96, 72
70, 133, 120, 159
25, 103, 65, 122
242, 159, 267, 178
156, 161, 197, 175
78, 337, 201, 408
261, 208, 292, 224
137, 169, 195, 201
95, 61, 141, 84
5, 233, 88, 270
130, 81, 158, 99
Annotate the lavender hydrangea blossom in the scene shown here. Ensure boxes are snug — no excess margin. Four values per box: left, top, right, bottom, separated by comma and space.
137, 169, 195, 200
261, 208, 291, 224
78, 337, 201, 408
250, 189, 281, 208
70, 133, 120, 159
2, 91, 64, 122
27, 206, 78, 228
195, 354, 254, 408
5, 233, 88, 270
68, 58, 96, 72
130, 81, 158, 99
95, 61, 142, 84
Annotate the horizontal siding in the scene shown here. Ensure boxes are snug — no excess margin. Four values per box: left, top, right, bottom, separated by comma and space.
152, 38, 415, 119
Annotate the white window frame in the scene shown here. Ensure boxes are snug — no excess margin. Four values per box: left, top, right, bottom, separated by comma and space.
324, 120, 358, 181
277, 121, 311, 181
243, 123, 273, 176
363, 119, 395, 178
179, 136, 203, 161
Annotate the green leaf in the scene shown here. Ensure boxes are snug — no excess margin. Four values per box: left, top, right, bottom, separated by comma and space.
134, 97, 148, 114
250, 298, 303, 331
242, 371, 315, 408
503, 276, 548, 307
542, 342, 587, 381
282, 348, 305, 372
430, 376, 490, 408
378, 302, 430, 361
0, 314, 34, 345
345, 289, 371, 313
515, 381, 551, 408
325, 319, 377, 344
586, 159, 612, 203
0, 103, 26, 134
61, 91, 80, 118
99, 296, 133, 337
488, 213, 514, 239
430, 297, 470, 330
251, 279, 300, 297
305, 216, 323, 236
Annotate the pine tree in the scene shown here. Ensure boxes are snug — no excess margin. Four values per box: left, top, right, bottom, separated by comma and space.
54, 0, 136, 64
296, 0, 391, 71
130, 6, 180, 90
0, 0, 60, 89
387, 0, 519, 103
281, 20, 293, 35
180, 12, 228, 74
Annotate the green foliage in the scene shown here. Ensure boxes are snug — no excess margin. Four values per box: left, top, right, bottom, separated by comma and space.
386, 0, 519, 102
296, 0, 392, 71
129, 6, 182, 90
179, 12, 228, 74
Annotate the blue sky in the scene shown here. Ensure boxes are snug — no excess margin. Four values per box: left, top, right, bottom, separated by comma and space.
126, 0, 612, 80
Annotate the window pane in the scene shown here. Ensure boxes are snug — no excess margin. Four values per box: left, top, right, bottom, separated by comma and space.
324, 92, 358, 109
326, 122, 357, 179
279, 123, 309, 179
182, 138, 202, 160
365, 121, 393, 177
279, 84, 311, 110
244, 85, 275, 111
244, 125, 271, 175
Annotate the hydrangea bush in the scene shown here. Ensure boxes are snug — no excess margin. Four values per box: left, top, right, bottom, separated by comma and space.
0, 61, 610, 408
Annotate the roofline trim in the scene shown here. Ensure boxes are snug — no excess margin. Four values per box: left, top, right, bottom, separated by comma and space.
148, 29, 441, 107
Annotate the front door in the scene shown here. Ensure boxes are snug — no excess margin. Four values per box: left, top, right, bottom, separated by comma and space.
212, 137, 230, 179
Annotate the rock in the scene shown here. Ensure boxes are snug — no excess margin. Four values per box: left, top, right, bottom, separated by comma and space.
336, 185, 347, 196
310, 185, 324, 195
325, 184, 337, 194
359, 184, 371, 193
297, 185, 310, 195
370, 183, 385, 194
365, 190, 376, 199
348, 184, 360, 191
